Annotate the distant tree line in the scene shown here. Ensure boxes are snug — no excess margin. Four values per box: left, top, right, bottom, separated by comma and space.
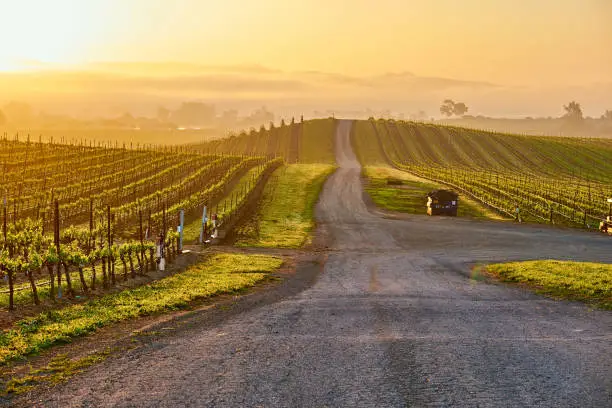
439, 98, 612, 123
0, 100, 278, 131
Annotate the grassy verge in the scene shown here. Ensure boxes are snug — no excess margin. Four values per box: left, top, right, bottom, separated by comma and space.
0, 254, 282, 364
486, 260, 612, 309
237, 164, 335, 248
4, 350, 112, 395
363, 166, 502, 220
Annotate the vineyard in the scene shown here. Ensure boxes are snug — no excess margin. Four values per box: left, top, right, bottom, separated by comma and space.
193, 118, 337, 164
353, 119, 612, 227
4, 117, 609, 314
0, 134, 282, 311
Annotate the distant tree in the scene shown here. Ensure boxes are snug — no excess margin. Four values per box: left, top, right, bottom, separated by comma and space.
300, 115, 304, 123
220, 109, 238, 127
280, 119, 286, 127
409, 110, 428, 121
291, 117, 295, 125
0, 109, 5, 126
440, 99, 455, 117
3, 101, 33, 124
243, 106, 274, 128
452, 102, 469, 116
601, 110, 612, 133
259, 125, 266, 133
117, 112, 136, 128
269, 121, 275, 130
563, 101, 583, 121
440, 100, 468, 117
156, 106, 170, 122
171, 102, 216, 127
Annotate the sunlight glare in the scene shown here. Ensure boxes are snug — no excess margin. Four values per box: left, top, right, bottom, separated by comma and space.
0, 1, 108, 70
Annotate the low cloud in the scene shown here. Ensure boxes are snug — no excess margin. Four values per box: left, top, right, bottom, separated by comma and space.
0, 64, 609, 118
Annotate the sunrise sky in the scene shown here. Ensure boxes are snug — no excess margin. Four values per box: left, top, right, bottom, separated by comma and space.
0, 0, 611, 118
1, 0, 610, 85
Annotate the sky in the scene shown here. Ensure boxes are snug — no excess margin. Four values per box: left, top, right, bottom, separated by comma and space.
0, 0, 610, 117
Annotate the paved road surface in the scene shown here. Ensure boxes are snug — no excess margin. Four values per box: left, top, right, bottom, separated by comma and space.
34, 120, 612, 407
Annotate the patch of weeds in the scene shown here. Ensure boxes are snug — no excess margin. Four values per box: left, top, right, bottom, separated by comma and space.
3, 349, 111, 395
469, 264, 489, 283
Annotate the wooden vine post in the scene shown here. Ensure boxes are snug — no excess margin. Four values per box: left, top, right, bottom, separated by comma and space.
147, 208, 151, 240
202, 205, 208, 241
2, 193, 6, 247
178, 209, 184, 252
160, 204, 168, 267
54, 199, 62, 299
139, 208, 146, 272
25, 247, 40, 305
549, 205, 554, 224
107, 205, 115, 285
3, 194, 15, 310
89, 197, 94, 250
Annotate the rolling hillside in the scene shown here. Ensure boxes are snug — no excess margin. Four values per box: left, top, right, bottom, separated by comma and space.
192, 118, 337, 164
353, 119, 612, 226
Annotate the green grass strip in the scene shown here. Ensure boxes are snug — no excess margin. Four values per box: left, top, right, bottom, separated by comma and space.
486, 260, 612, 309
0, 254, 282, 364
4, 350, 112, 395
237, 164, 335, 248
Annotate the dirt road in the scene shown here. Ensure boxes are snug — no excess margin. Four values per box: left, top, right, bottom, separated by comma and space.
30, 120, 612, 407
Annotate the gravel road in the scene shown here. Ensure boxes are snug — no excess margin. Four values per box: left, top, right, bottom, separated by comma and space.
31, 120, 612, 407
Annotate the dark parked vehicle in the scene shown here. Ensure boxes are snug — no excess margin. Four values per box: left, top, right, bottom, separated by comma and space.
427, 190, 458, 216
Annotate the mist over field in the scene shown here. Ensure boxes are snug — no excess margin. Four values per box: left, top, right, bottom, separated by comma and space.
1, 62, 611, 140
1, 62, 611, 118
